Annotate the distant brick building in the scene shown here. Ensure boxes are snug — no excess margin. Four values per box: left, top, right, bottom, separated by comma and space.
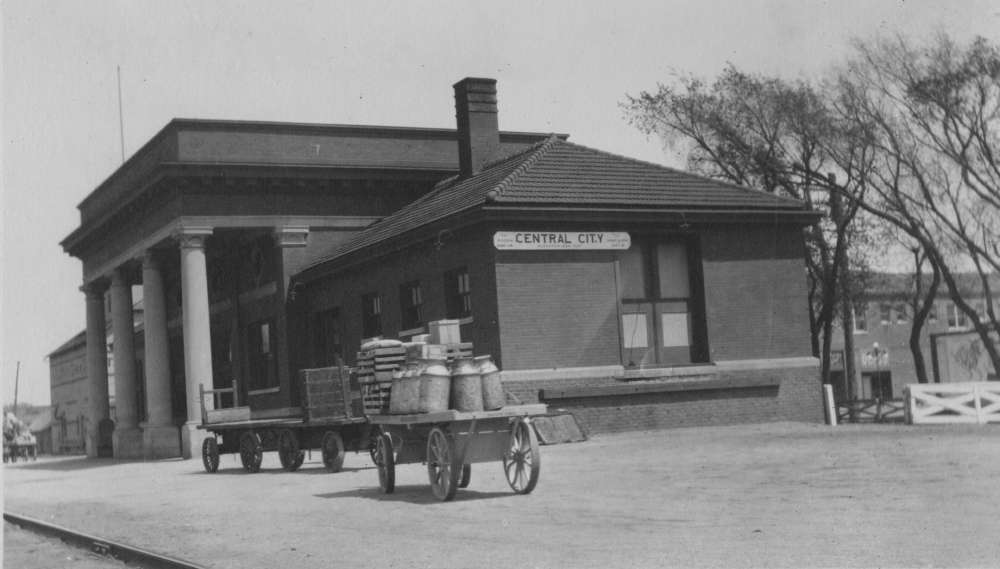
830, 272, 1000, 401
58, 77, 824, 459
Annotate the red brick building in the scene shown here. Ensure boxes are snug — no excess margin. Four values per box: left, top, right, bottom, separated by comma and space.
292, 78, 823, 432
59, 77, 823, 460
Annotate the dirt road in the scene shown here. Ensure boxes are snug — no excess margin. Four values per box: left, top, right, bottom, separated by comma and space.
5, 422, 999, 568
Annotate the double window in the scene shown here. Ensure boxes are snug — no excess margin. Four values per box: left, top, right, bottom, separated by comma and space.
618, 238, 706, 367
399, 281, 424, 331
444, 267, 472, 319
361, 293, 383, 339
947, 302, 969, 330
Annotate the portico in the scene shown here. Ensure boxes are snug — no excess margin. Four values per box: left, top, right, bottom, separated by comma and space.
61, 119, 550, 459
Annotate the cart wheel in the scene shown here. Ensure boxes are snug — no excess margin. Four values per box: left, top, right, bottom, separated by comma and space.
277, 429, 305, 472
503, 418, 540, 494
368, 427, 381, 465
459, 464, 472, 488
321, 431, 345, 473
202, 437, 220, 473
375, 432, 395, 494
239, 431, 263, 473
427, 427, 460, 501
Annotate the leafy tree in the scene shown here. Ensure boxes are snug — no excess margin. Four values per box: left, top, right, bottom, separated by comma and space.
625, 67, 871, 391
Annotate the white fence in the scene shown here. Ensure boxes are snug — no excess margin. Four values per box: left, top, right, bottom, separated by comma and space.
905, 382, 1000, 425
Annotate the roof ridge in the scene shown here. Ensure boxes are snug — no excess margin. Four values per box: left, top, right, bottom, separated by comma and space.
489, 134, 562, 201
556, 139, 807, 207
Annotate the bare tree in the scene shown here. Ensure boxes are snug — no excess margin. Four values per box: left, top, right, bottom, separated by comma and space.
831, 34, 1000, 378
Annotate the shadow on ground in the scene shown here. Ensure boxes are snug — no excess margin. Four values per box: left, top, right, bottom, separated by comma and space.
3, 457, 178, 472
314, 485, 514, 504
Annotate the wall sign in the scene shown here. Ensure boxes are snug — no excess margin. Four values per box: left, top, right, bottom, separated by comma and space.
493, 231, 631, 250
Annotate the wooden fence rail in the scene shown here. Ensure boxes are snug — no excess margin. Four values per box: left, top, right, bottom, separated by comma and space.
836, 398, 906, 423
905, 382, 1000, 425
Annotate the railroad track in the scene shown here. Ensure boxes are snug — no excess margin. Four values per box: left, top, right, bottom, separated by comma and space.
3, 512, 208, 569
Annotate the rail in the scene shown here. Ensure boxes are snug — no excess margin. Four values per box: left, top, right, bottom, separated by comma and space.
836, 398, 906, 423
905, 382, 1000, 425
198, 380, 241, 425
4, 512, 207, 569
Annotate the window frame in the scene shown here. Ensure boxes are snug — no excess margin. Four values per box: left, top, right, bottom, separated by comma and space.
399, 281, 424, 331
246, 318, 278, 391
361, 293, 383, 339
444, 267, 472, 319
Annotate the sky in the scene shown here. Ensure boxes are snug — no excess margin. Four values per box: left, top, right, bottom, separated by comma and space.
2, 0, 997, 405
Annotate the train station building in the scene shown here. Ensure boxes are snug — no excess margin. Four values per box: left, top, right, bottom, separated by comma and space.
59, 78, 823, 459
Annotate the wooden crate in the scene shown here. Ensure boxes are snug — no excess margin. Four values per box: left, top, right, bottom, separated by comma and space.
299, 366, 363, 422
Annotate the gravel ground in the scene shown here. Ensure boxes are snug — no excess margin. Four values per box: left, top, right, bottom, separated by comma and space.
4, 421, 1000, 569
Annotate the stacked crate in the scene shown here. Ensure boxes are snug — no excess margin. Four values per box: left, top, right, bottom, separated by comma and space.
299, 366, 363, 421
357, 344, 406, 415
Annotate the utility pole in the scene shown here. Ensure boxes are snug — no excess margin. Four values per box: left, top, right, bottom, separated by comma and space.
13, 361, 21, 415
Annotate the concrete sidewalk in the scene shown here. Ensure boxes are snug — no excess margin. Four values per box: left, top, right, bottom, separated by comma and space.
5, 422, 1000, 569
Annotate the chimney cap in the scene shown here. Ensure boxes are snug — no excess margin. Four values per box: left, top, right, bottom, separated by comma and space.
453, 77, 497, 89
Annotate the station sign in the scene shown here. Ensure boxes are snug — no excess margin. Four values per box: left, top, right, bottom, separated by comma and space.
493, 231, 631, 250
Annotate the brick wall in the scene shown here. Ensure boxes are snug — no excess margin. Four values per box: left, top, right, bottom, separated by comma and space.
505, 362, 823, 433
495, 251, 620, 370
294, 226, 501, 369
701, 224, 813, 360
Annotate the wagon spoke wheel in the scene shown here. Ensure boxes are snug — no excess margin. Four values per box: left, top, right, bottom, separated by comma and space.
202, 436, 220, 473
427, 427, 460, 501
239, 431, 263, 473
503, 418, 540, 494
321, 431, 346, 473
277, 429, 304, 472
368, 427, 382, 465
375, 432, 395, 494
459, 464, 472, 488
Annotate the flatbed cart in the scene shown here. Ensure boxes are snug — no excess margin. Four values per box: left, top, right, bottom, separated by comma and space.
197, 366, 373, 473
368, 403, 547, 501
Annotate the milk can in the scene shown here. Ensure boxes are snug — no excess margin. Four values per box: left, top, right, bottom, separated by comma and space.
418, 357, 450, 413
450, 356, 484, 412
475, 355, 504, 410
392, 362, 422, 414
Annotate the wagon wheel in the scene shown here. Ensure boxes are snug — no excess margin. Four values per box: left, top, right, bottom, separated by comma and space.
321, 431, 345, 473
426, 427, 460, 501
503, 418, 540, 494
277, 429, 305, 472
459, 464, 472, 488
239, 431, 263, 473
202, 436, 220, 473
375, 432, 395, 494
368, 426, 381, 465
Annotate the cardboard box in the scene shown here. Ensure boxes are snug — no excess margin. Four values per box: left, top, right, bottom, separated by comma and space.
429, 319, 461, 344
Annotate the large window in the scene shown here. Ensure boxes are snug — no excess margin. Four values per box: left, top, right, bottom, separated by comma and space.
444, 267, 472, 319
618, 238, 706, 367
361, 293, 383, 339
399, 281, 424, 331
312, 308, 341, 367
247, 319, 278, 391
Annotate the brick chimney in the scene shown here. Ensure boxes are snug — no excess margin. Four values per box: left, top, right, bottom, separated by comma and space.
454, 77, 500, 178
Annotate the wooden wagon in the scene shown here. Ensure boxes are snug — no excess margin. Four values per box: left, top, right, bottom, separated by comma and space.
197, 366, 373, 473
368, 403, 546, 501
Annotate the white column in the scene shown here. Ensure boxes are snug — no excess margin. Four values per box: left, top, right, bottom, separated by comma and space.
110, 269, 143, 457
141, 251, 180, 458
178, 227, 214, 459
83, 282, 110, 458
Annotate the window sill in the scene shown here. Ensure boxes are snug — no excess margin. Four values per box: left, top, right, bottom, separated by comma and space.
248, 386, 280, 396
